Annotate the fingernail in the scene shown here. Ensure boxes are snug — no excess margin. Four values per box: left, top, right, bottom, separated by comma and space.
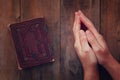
75, 12, 78, 18
80, 30, 84, 35
75, 12, 78, 15
78, 10, 82, 14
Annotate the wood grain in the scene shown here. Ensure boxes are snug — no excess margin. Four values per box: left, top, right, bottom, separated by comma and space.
100, 0, 120, 79
101, 0, 120, 60
0, 0, 20, 80
0, 0, 120, 80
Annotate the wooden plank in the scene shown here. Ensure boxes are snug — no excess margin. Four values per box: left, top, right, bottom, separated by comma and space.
101, 0, 120, 60
20, 0, 60, 80
0, 0, 119, 80
100, 0, 120, 79
60, 0, 100, 80
0, 0, 20, 80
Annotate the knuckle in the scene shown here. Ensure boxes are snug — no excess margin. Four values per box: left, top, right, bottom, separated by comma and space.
80, 36, 87, 42
98, 34, 104, 40
82, 48, 91, 54
95, 47, 106, 54
101, 48, 107, 53
72, 28, 75, 33
95, 48, 102, 53
74, 44, 77, 48
72, 26, 76, 32
74, 43, 78, 49
86, 34, 94, 42
89, 36, 94, 41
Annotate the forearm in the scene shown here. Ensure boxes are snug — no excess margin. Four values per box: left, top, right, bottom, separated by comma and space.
84, 65, 99, 80
103, 54, 120, 80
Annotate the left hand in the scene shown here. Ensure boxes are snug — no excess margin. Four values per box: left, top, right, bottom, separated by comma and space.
73, 11, 97, 69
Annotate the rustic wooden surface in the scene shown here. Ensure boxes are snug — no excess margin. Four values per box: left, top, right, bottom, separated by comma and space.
0, 0, 20, 80
0, 0, 120, 80
99, 0, 120, 79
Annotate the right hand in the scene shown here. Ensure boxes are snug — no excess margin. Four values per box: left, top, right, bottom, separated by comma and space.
77, 10, 113, 65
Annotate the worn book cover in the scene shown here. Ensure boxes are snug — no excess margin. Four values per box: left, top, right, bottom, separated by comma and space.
10, 18, 54, 70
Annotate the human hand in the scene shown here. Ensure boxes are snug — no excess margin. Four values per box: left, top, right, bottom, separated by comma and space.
73, 11, 97, 69
76, 10, 112, 66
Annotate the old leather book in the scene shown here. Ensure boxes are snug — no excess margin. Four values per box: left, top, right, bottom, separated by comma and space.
10, 18, 54, 70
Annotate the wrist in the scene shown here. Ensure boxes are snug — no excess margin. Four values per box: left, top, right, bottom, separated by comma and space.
83, 63, 97, 71
84, 65, 99, 80
84, 64, 98, 73
100, 53, 113, 67
102, 53, 120, 80
102, 54, 119, 68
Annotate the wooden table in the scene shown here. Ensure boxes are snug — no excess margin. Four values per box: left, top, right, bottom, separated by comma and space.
0, 0, 120, 80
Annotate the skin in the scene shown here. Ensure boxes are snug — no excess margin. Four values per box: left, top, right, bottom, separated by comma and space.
73, 10, 120, 80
